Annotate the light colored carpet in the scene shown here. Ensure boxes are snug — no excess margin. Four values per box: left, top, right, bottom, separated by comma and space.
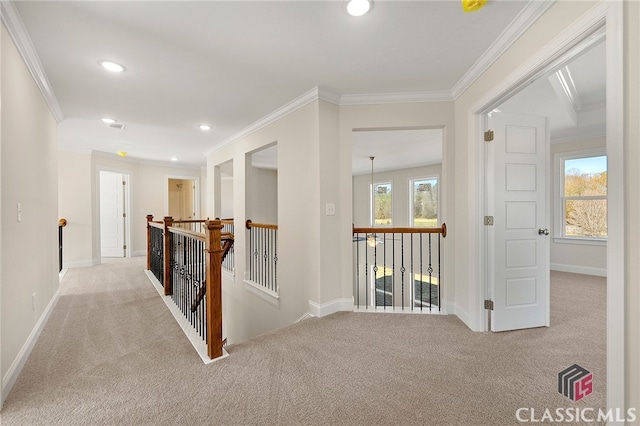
1, 257, 605, 425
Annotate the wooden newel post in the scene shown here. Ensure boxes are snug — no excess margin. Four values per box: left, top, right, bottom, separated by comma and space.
205, 219, 224, 359
146, 215, 154, 270
163, 216, 173, 296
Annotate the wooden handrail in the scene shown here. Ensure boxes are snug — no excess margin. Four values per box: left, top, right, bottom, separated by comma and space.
168, 226, 206, 241
353, 223, 447, 238
245, 219, 278, 230
173, 219, 207, 224
148, 221, 163, 229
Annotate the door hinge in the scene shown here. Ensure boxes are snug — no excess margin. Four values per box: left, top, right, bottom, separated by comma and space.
484, 216, 494, 226
122, 213, 126, 218
123, 245, 127, 250
122, 181, 126, 186
484, 130, 494, 142
484, 300, 494, 310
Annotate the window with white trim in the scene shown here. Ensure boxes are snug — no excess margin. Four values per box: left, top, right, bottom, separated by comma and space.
410, 176, 438, 227
371, 182, 392, 226
556, 151, 607, 240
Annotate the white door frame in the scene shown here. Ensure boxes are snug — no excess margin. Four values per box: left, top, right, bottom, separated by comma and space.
466, 2, 623, 415
96, 166, 132, 260
165, 175, 200, 219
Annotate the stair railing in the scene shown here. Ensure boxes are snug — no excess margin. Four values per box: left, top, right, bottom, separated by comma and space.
352, 223, 447, 312
146, 215, 233, 359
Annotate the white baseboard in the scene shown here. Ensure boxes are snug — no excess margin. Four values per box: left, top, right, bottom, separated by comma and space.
2, 288, 61, 406
551, 263, 607, 277
132, 250, 146, 257
308, 298, 353, 318
294, 312, 314, 323
63, 258, 99, 269
144, 270, 228, 364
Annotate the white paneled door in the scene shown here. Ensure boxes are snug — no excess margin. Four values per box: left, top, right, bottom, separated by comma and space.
100, 171, 126, 258
488, 112, 549, 331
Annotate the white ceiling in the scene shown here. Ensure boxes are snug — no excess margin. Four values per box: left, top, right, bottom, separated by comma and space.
498, 36, 606, 142
11, 0, 538, 168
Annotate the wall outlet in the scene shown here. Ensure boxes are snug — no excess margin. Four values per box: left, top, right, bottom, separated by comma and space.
325, 203, 336, 216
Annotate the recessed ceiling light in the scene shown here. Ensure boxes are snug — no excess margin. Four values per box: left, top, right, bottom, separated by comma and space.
101, 117, 116, 124
170, 157, 178, 162
99, 60, 125, 72
199, 124, 212, 131
346, 0, 371, 17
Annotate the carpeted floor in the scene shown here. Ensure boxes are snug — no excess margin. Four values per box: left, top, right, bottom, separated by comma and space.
0, 257, 605, 425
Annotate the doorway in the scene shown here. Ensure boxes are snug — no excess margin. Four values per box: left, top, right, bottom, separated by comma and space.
471, 2, 623, 412
99, 170, 130, 258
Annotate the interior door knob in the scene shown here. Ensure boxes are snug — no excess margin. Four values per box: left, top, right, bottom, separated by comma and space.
538, 228, 549, 235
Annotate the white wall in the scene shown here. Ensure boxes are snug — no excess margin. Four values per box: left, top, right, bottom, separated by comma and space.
58, 151, 93, 267
550, 137, 606, 276
624, 0, 640, 413
208, 101, 319, 344
1, 24, 59, 405
246, 166, 277, 224
58, 151, 202, 264
352, 164, 442, 228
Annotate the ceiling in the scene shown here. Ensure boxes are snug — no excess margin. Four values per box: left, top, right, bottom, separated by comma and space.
9, 1, 605, 172
11, 0, 539, 168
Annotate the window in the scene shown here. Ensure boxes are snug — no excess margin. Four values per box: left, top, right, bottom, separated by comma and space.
410, 177, 438, 227
557, 151, 607, 240
371, 182, 392, 226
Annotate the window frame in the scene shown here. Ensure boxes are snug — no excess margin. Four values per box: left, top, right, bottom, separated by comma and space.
370, 181, 393, 227
409, 175, 440, 228
553, 148, 607, 245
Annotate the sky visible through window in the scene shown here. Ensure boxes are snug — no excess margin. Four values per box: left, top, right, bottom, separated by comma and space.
565, 155, 607, 175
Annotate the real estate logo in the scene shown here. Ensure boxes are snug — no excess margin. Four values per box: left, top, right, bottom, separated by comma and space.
558, 364, 593, 402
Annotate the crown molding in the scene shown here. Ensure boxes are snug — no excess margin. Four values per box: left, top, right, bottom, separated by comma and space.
1, 1, 65, 123
205, 86, 327, 156
451, 0, 556, 100
340, 90, 453, 105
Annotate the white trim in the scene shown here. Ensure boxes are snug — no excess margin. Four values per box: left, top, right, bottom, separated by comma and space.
294, 312, 314, 323
553, 147, 607, 240
90, 150, 202, 170
352, 306, 447, 315
205, 87, 325, 156
145, 271, 228, 364
96, 167, 132, 260
340, 91, 453, 105
243, 280, 280, 308
1, 288, 60, 406
451, 0, 556, 100
58, 268, 68, 281
132, 250, 147, 257
551, 263, 606, 277
308, 298, 353, 318
553, 237, 606, 247
0, 1, 65, 123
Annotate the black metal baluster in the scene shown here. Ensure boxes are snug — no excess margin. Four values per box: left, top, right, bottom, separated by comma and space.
428, 233, 433, 312
410, 234, 414, 311
401, 233, 405, 310
420, 233, 423, 312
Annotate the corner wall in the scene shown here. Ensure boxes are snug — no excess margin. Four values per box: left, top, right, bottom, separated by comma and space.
1, 24, 59, 405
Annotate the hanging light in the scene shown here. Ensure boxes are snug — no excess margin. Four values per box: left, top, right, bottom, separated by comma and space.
368, 155, 380, 247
